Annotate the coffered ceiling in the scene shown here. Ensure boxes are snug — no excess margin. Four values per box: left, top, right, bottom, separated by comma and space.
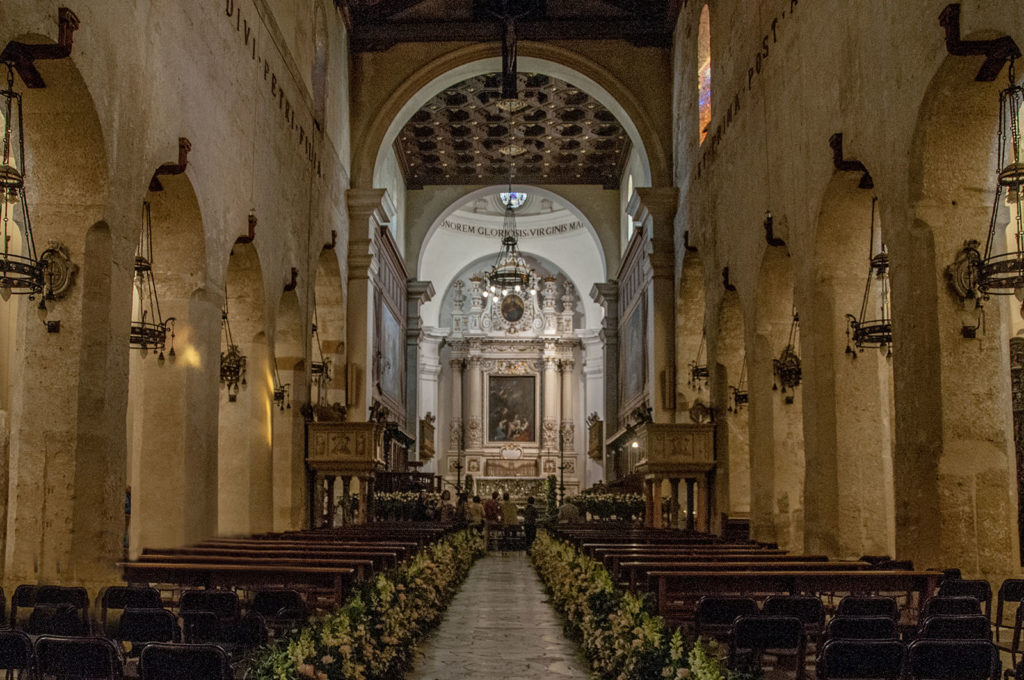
393, 72, 632, 189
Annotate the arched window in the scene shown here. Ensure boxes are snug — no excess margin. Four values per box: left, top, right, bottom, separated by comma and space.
626, 174, 635, 241
697, 4, 711, 145
500, 191, 528, 210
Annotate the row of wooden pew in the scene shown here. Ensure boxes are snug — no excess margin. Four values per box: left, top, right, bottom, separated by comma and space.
548, 524, 942, 629
120, 522, 456, 606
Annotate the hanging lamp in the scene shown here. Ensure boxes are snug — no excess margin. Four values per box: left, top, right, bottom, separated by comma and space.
845, 196, 893, 357
311, 299, 332, 406
130, 200, 176, 363
688, 328, 709, 389
949, 58, 1024, 311
728, 354, 748, 412
272, 358, 290, 411
0, 61, 44, 300
773, 310, 801, 403
220, 306, 246, 401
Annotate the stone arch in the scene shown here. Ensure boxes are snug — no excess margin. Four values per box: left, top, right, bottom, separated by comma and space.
897, 51, 1021, 576
417, 185, 607, 329
710, 287, 749, 519
803, 172, 895, 559
127, 171, 215, 555
314, 246, 345, 406
218, 241, 272, 536
3, 47, 116, 586
749, 246, 804, 551
355, 42, 669, 189
272, 288, 307, 531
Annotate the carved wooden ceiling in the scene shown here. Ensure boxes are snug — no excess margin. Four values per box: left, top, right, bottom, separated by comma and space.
341, 0, 682, 52
394, 72, 632, 189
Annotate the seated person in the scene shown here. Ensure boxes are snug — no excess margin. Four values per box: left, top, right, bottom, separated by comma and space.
557, 500, 581, 523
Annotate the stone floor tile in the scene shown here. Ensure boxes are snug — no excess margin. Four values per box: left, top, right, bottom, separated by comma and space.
407, 552, 590, 680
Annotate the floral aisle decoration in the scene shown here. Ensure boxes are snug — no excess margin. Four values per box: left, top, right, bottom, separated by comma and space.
529, 532, 740, 680
248, 530, 485, 680
563, 493, 645, 521
373, 491, 440, 521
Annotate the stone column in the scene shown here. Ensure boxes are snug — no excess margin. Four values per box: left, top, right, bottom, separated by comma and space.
406, 280, 435, 442
345, 189, 395, 419
465, 355, 483, 450
651, 478, 663, 529
644, 479, 655, 528
685, 478, 697, 532
627, 188, 679, 423
580, 330, 605, 486
591, 283, 619, 438
417, 331, 443, 474
543, 355, 561, 453
559, 358, 575, 461
670, 478, 681, 529
340, 476, 351, 526
325, 477, 336, 529
449, 357, 464, 467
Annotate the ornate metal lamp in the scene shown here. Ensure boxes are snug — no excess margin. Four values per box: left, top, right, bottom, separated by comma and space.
219, 307, 246, 402
130, 201, 176, 363
845, 196, 892, 357
688, 328, 709, 389
728, 354, 748, 412
311, 301, 332, 406
948, 58, 1024, 315
272, 359, 290, 411
773, 310, 801, 403
0, 62, 43, 300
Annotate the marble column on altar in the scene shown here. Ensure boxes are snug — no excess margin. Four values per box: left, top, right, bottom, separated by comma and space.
559, 357, 575, 468
543, 355, 561, 453
465, 355, 484, 450
450, 358, 464, 455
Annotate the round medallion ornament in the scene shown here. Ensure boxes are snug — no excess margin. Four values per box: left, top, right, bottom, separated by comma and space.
501, 294, 525, 322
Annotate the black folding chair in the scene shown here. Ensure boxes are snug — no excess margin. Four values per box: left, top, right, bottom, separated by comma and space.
117, 608, 180, 656
816, 639, 904, 679
729, 615, 807, 680
996, 580, 1024, 642
835, 596, 898, 620
825, 616, 899, 641
9, 587, 38, 631
34, 636, 123, 680
917, 615, 991, 640
0, 630, 34, 680
178, 591, 239, 627
905, 639, 999, 680
938, 580, 992, 621
250, 590, 308, 637
26, 604, 88, 637
694, 596, 759, 640
763, 595, 825, 646
138, 643, 231, 680
921, 596, 982, 618
99, 587, 162, 638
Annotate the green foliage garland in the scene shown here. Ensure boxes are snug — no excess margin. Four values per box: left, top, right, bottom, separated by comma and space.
248, 530, 485, 680
529, 531, 740, 680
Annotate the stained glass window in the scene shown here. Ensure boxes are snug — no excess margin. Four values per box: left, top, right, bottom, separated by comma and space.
500, 192, 528, 210
698, 5, 712, 146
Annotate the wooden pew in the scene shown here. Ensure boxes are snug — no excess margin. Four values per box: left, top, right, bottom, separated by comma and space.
603, 552, 824, 578
143, 547, 399, 571
648, 569, 942, 628
134, 554, 375, 581
120, 561, 356, 604
621, 560, 869, 591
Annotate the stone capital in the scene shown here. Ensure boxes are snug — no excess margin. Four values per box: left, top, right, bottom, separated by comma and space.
627, 187, 679, 241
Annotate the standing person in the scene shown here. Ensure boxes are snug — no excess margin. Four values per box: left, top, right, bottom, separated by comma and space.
522, 496, 539, 547
483, 491, 501, 548
454, 492, 469, 527
438, 489, 456, 522
466, 495, 485, 534
558, 498, 581, 523
500, 492, 520, 545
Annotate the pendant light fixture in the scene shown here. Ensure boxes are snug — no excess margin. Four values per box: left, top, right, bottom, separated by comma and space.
845, 196, 892, 357
130, 200, 176, 363
272, 359, 290, 411
220, 306, 246, 402
728, 354, 748, 412
0, 61, 43, 300
773, 310, 801, 403
688, 328, 709, 389
311, 299, 332, 406
948, 58, 1024, 313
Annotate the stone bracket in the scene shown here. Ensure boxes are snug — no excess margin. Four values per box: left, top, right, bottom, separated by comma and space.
722, 267, 736, 292
829, 134, 874, 189
149, 138, 192, 191
0, 8, 80, 88
764, 211, 786, 248
939, 4, 1021, 82
284, 267, 299, 292
236, 211, 257, 245
683, 230, 698, 253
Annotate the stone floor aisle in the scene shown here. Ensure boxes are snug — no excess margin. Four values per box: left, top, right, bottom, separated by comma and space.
407, 551, 590, 680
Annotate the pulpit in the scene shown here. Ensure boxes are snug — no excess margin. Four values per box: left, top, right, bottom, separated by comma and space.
307, 422, 386, 526
632, 423, 715, 530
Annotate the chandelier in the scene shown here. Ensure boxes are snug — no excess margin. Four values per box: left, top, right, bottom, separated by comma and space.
130, 200, 176, 363
728, 354, 748, 412
272, 359, 290, 411
772, 310, 801, 403
219, 307, 246, 401
949, 58, 1024, 309
0, 62, 43, 300
688, 328, 709, 389
845, 196, 892, 357
311, 301, 332, 405
483, 190, 536, 298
